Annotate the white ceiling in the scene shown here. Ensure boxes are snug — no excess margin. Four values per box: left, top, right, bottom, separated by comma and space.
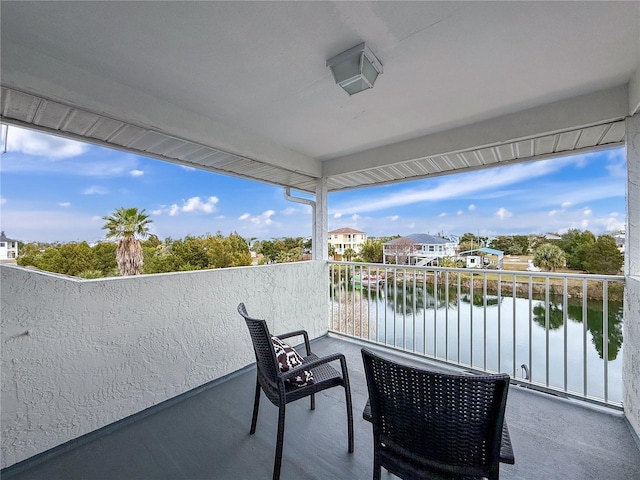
1, 1, 639, 192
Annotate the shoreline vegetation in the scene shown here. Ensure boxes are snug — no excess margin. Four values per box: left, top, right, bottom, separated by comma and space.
333, 256, 624, 302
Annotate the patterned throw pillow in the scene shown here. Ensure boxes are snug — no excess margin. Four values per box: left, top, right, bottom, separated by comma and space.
271, 335, 315, 387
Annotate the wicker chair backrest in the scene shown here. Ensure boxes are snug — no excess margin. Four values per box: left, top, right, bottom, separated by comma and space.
238, 303, 280, 386
362, 348, 509, 475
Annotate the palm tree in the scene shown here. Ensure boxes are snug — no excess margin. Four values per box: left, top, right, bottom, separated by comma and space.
102, 207, 152, 276
533, 243, 566, 272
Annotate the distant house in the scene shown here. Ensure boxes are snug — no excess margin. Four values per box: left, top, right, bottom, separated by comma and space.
0, 231, 19, 260
328, 228, 366, 260
613, 232, 625, 253
459, 247, 504, 269
383, 234, 457, 265
544, 233, 562, 241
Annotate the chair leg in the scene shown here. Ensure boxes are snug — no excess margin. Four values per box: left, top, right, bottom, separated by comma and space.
373, 463, 381, 480
273, 404, 286, 480
310, 393, 315, 410
345, 385, 354, 453
250, 378, 261, 434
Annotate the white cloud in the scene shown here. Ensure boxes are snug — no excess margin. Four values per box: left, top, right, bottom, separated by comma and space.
281, 207, 296, 215
3, 126, 88, 159
129, 169, 144, 177
333, 213, 342, 219
59, 202, 71, 207
457, 210, 463, 215
332, 160, 571, 216
351, 214, 360, 221
160, 196, 219, 217
182, 196, 218, 213
495, 207, 512, 220
468, 204, 476, 212
583, 207, 592, 216
548, 209, 558, 216
387, 215, 399, 221
239, 213, 251, 220
0, 197, 6, 205
439, 212, 447, 217
83, 186, 108, 195
248, 210, 275, 225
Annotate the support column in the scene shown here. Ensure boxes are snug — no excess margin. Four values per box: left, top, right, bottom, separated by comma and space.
314, 178, 328, 261
623, 113, 640, 440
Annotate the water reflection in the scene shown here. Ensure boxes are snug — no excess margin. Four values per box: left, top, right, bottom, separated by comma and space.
331, 275, 623, 403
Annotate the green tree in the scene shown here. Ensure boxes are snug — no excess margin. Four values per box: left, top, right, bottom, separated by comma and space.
56, 242, 97, 276
142, 234, 162, 249
328, 243, 336, 259
343, 248, 356, 261
558, 229, 596, 270
36, 247, 64, 273
359, 238, 383, 263
488, 236, 512, 253
533, 243, 566, 272
581, 235, 624, 275
172, 236, 208, 269
92, 242, 118, 275
511, 235, 530, 255
205, 232, 252, 268
260, 240, 279, 263
102, 207, 152, 276
17, 243, 43, 268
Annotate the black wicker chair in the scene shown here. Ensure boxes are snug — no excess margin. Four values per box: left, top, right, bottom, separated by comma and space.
361, 348, 512, 480
238, 303, 354, 480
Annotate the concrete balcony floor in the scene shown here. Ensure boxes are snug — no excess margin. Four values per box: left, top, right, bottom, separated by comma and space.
4, 335, 640, 480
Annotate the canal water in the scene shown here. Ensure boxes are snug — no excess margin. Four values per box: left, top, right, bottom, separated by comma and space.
335, 284, 623, 403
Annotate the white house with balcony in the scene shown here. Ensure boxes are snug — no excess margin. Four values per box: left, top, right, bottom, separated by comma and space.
328, 228, 366, 260
0, 231, 19, 261
383, 234, 457, 265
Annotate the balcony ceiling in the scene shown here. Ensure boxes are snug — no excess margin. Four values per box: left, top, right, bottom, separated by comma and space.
1, 1, 639, 193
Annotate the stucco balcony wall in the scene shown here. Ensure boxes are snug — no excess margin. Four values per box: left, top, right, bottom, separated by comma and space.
0, 262, 328, 468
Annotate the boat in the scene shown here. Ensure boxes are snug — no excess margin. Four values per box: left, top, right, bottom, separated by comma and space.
355, 274, 385, 288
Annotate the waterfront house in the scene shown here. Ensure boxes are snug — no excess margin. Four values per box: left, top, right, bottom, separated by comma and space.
328, 227, 366, 260
383, 234, 457, 265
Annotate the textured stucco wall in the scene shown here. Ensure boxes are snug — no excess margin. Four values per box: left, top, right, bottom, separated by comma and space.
624, 276, 640, 439
1, 261, 328, 468
624, 113, 640, 440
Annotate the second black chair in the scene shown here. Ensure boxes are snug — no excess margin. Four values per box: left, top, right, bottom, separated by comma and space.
238, 303, 354, 480
362, 348, 512, 480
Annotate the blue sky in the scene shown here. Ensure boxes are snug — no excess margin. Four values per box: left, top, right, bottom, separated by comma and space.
0, 125, 626, 243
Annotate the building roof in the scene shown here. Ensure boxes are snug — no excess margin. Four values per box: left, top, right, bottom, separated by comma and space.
328, 228, 365, 235
0, 231, 17, 242
459, 247, 504, 258
385, 234, 449, 246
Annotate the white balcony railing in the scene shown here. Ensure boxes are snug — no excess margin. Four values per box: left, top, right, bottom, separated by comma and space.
329, 261, 625, 408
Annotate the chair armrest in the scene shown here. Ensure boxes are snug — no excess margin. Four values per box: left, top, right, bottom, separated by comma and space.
276, 329, 311, 356
281, 352, 349, 382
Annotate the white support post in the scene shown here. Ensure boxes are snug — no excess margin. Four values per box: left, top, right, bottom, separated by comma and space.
626, 114, 640, 277
314, 178, 328, 261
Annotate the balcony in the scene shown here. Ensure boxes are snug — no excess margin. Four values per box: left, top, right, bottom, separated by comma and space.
2, 262, 639, 479
2, 335, 640, 479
